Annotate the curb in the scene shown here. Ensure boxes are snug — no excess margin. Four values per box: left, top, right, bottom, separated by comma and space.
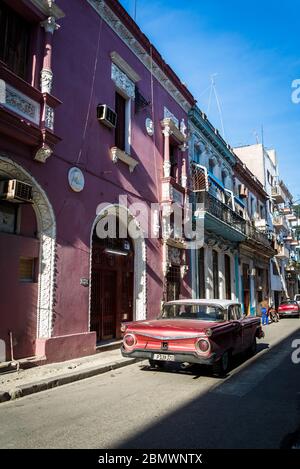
0, 357, 139, 404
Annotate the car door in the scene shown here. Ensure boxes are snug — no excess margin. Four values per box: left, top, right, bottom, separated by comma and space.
228, 305, 243, 353
239, 306, 254, 350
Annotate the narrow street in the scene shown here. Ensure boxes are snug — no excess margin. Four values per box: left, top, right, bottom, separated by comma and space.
0, 320, 299, 449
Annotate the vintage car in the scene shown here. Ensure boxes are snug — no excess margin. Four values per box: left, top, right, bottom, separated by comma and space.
294, 294, 300, 307
278, 300, 300, 318
121, 299, 265, 376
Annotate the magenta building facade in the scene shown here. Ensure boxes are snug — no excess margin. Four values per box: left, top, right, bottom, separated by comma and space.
0, 0, 195, 363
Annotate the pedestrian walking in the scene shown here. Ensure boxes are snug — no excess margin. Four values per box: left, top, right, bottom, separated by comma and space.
261, 299, 269, 325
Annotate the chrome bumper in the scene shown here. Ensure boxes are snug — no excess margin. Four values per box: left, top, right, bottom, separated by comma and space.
121, 347, 217, 365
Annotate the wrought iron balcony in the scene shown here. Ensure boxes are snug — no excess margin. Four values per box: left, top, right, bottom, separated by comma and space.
193, 191, 246, 240
244, 222, 274, 249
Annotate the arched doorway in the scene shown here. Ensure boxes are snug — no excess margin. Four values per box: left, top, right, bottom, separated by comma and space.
91, 229, 134, 341
89, 204, 146, 343
0, 156, 56, 360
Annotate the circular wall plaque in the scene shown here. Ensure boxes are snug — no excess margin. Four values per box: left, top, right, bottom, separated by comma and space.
145, 118, 154, 136
68, 167, 85, 192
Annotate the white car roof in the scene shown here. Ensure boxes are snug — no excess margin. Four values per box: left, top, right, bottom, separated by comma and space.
164, 299, 240, 309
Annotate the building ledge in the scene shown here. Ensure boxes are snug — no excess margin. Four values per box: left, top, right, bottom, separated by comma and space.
110, 147, 139, 173
161, 118, 186, 143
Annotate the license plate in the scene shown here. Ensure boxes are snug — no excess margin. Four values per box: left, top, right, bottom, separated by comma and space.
153, 353, 175, 361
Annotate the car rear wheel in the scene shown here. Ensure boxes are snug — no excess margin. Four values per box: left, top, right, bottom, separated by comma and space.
212, 351, 230, 377
149, 359, 165, 369
248, 337, 257, 357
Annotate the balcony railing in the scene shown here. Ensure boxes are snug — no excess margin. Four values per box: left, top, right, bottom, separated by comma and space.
193, 191, 246, 234
245, 222, 274, 248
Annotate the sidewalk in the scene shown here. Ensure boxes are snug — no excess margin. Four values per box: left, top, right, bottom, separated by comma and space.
0, 346, 139, 403
0, 318, 299, 404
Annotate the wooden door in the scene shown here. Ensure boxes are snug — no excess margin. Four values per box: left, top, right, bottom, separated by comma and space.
91, 269, 117, 341
91, 237, 134, 343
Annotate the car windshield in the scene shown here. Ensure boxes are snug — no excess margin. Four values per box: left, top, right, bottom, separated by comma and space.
160, 304, 226, 321
281, 301, 297, 305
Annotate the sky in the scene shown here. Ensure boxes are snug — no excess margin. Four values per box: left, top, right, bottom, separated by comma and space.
119, 0, 300, 199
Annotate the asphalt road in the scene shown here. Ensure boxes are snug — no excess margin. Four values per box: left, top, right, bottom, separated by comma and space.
0, 319, 300, 449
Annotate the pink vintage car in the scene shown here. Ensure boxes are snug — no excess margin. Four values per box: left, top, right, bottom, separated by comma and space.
121, 299, 265, 376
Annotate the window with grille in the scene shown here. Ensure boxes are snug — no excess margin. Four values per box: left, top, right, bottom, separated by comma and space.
198, 247, 205, 298
166, 266, 181, 301
212, 250, 219, 298
0, 2, 30, 79
224, 254, 231, 300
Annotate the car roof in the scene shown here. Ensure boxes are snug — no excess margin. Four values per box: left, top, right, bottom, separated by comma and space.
164, 299, 240, 309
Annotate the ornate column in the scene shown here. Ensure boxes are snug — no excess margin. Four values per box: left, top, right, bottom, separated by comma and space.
40, 16, 60, 94
162, 125, 171, 178
34, 16, 60, 163
181, 152, 187, 188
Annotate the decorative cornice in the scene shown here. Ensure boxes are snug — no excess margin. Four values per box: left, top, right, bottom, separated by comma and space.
111, 63, 135, 99
189, 106, 236, 166
87, 0, 193, 112
110, 51, 140, 83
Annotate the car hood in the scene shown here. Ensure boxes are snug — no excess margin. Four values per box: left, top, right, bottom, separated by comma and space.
278, 304, 298, 310
125, 319, 220, 338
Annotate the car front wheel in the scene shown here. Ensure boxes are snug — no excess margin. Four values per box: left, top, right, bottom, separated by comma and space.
212, 351, 230, 377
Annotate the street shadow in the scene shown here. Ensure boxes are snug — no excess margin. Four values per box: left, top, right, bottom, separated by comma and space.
118, 328, 300, 449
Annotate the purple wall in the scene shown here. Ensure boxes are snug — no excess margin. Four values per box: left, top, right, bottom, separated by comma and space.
0, 0, 192, 362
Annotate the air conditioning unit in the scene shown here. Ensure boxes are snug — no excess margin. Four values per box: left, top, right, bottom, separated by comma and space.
239, 184, 249, 198
97, 104, 117, 129
0, 179, 33, 203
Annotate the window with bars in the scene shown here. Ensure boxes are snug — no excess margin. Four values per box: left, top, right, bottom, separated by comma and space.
198, 247, 205, 298
212, 250, 219, 298
224, 254, 231, 300
0, 2, 30, 80
166, 266, 181, 301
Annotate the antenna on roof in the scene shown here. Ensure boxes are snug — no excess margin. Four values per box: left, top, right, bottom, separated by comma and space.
207, 73, 226, 139
253, 130, 260, 144
134, 0, 137, 21
261, 124, 264, 147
